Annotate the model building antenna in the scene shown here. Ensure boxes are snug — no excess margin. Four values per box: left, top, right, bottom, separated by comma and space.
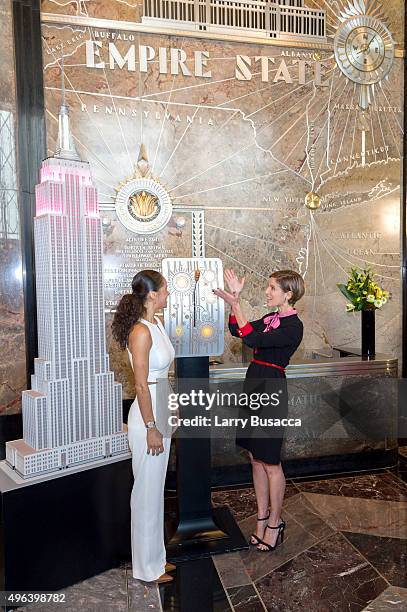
55, 46, 80, 161
61, 45, 66, 107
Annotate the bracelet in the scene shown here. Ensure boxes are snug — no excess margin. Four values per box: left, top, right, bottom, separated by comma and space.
145, 420, 156, 430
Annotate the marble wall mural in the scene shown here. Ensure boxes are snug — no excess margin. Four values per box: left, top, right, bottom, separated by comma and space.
40, 0, 404, 398
0, 0, 26, 415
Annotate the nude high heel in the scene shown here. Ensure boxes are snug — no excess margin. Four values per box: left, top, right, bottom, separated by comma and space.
157, 572, 174, 584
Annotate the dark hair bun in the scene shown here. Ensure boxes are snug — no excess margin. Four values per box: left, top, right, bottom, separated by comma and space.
112, 269, 164, 350
132, 280, 149, 300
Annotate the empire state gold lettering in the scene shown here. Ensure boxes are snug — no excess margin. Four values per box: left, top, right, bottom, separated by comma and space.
85, 41, 212, 77
85, 41, 328, 85
235, 55, 328, 85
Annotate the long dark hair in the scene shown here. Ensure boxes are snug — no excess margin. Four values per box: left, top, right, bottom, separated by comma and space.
112, 269, 164, 350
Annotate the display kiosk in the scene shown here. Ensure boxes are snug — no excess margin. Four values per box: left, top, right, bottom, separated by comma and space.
162, 258, 248, 560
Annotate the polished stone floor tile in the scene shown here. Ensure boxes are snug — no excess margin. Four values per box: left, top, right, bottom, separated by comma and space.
18, 566, 128, 612
238, 508, 330, 581
255, 532, 387, 612
304, 493, 407, 538
362, 586, 407, 611
60, 567, 128, 611
212, 487, 259, 521
127, 575, 162, 611
344, 532, 407, 588
211, 482, 299, 522
17, 469, 407, 612
158, 557, 232, 611
17, 599, 83, 612
283, 493, 334, 540
284, 481, 301, 499
292, 468, 390, 484
227, 584, 266, 611
166, 483, 299, 526
296, 473, 407, 501
212, 551, 252, 588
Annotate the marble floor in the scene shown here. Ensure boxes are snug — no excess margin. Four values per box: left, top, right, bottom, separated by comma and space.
18, 449, 407, 612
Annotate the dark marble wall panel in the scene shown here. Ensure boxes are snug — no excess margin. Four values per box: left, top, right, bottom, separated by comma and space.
0, 0, 26, 415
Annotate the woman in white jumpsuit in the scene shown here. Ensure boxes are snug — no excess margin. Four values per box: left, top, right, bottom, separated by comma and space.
112, 270, 175, 584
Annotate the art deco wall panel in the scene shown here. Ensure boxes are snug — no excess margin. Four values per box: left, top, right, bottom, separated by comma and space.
40, 0, 404, 398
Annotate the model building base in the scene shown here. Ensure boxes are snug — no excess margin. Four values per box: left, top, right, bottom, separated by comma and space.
0, 449, 131, 484
5, 427, 130, 481
0, 457, 133, 592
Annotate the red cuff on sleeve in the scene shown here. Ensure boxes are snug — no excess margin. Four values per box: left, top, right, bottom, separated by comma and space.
237, 322, 254, 337
229, 314, 238, 324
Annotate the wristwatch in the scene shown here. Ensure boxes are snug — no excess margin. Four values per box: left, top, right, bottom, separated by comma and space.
145, 420, 157, 430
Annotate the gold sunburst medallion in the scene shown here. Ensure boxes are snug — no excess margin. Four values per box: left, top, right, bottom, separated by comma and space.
128, 190, 160, 221
115, 145, 172, 234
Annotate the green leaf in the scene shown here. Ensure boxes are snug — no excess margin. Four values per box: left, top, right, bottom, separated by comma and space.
337, 284, 355, 303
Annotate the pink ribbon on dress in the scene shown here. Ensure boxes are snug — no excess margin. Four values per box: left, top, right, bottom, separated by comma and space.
263, 308, 297, 332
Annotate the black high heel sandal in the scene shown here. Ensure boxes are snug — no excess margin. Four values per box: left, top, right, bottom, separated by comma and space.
249, 512, 270, 546
256, 519, 286, 552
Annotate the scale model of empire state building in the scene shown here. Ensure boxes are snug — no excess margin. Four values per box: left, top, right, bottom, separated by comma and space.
6, 99, 129, 478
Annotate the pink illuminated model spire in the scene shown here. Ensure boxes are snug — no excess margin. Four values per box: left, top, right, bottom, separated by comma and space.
6, 72, 129, 478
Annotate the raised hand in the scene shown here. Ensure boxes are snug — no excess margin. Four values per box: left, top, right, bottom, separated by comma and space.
224, 269, 245, 295
212, 287, 239, 307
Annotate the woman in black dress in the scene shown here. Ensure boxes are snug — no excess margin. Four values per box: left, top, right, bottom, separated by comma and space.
214, 269, 304, 552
